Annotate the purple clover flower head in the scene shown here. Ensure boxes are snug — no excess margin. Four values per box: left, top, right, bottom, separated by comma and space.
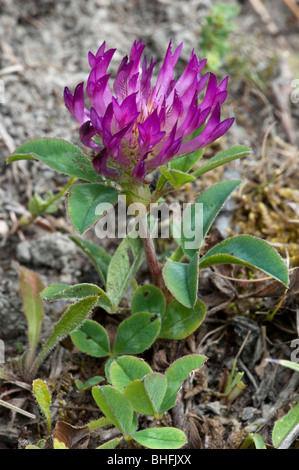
64, 40, 234, 181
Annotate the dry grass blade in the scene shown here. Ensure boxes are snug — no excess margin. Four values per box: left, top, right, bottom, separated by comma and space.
0, 398, 36, 419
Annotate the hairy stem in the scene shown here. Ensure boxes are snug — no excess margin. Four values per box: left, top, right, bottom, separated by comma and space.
45, 176, 77, 207
21, 176, 77, 226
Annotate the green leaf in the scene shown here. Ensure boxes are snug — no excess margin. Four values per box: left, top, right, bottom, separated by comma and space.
132, 427, 187, 449
28, 193, 47, 216
272, 403, 299, 448
131, 285, 166, 316
96, 438, 122, 449
159, 298, 206, 340
14, 263, 44, 357
8, 138, 100, 182
9, 154, 37, 162
113, 312, 161, 355
96, 293, 114, 313
40, 282, 112, 313
267, 358, 299, 373
71, 320, 110, 358
41, 283, 104, 301
160, 354, 207, 413
160, 166, 195, 190
156, 140, 204, 192
92, 385, 136, 437
106, 235, 145, 309
198, 235, 289, 286
248, 433, 267, 449
224, 371, 246, 404
31, 296, 99, 376
163, 252, 199, 308
36, 439, 46, 448
224, 358, 243, 396
75, 376, 104, 391
27, 191, 61, 216
105, 356, 117, 384
69, 236, 111, 286
109, 356, 152, 391
180, 180, 241, 257
192, 145, 251, 177
130, 411, 138, 435
170, 148, 204, 173
124, 373, 167, 417
32, 379, 51, 435
66, 183, 119, 235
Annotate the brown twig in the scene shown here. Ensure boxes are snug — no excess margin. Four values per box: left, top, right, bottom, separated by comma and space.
282, 0, 299, 21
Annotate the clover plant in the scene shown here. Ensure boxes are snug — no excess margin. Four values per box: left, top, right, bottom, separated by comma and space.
7, 39, 289, 449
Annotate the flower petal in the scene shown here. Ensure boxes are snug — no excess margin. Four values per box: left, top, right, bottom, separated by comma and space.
64, 83, 89, 125
138, 109, 165, 154
92, 148, 119, 178
132, 153, 148, 180
79, 121, 102, 150
153, 41, 183, 103
177, 104, 234, 155
146, 123, 182, 168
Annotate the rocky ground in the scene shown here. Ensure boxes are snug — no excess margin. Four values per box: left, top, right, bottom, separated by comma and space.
0, 0, 298, 449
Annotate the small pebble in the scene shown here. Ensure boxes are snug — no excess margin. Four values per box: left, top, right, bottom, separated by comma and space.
240, 407, 256, 422
0, 220, 9, 236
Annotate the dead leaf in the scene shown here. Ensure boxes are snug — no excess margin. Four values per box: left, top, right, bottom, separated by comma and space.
219, 368, 230, 394
198, 276, 233, 308
153, 348, 169, 371
242, 267, 299, 299
210, 270, 238, 297
201, 228, 224, 255
53, 421, 90, 449
184, 415, 203, 449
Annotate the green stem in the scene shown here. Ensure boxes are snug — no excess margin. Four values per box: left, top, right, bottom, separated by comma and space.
46, 176, 77, 207
28, 336, 54, 380
22, 176, 77, 226
87, 417, 112, 431
152, 184, 175, 202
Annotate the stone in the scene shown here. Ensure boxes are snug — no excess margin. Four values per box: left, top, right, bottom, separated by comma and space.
240, 407, 257, 422
16, 232, 77, 270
